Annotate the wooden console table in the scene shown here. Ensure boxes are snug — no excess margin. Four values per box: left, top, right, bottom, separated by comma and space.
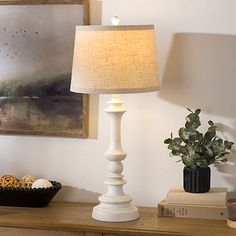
0, 202, 234, 236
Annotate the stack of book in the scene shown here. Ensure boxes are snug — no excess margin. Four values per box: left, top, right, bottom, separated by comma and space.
158, 187, 228, 220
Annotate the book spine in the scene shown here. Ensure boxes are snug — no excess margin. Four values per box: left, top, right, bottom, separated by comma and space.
158, 202, 227, 220
167, 193, 227, 206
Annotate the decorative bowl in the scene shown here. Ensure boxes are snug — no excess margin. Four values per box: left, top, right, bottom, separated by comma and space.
0, 181, 61, 207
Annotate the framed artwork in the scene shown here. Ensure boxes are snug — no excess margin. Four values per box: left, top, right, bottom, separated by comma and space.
0, 0, 89, 138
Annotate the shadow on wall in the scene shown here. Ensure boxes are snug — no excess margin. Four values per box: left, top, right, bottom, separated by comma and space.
214, 124, 236, 192
159, 33, 236, 191
159, 33, 236, 118
53, 185, 100, 203
215, 150, 236, 194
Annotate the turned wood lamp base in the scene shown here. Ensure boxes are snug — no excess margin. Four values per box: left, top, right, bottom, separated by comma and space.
92, 204, 139, 222
92, 94, 139, 222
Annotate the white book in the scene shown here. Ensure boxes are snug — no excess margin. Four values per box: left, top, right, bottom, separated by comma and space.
158, 199, 227, 220
167, 187, 228, 206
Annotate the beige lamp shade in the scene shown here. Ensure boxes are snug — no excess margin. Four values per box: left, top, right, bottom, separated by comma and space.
70, 25, 159, 94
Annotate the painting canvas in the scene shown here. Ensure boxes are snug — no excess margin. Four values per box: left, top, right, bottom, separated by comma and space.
0, 2, 88, 138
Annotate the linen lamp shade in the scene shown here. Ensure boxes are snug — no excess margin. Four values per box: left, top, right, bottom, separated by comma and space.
70, 25, 159, 94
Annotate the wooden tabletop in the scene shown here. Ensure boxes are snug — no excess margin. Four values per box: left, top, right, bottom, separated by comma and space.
0, 202, 235, 236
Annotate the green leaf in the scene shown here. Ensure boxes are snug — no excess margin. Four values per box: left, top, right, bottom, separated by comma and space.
172, 143, 181, 151
167, 143, 174, 150
203, 130, 216, 145
194, 145, 203, 154
208, 120, 214, 126
185, 111, 201, 130
195, 109, 201, 115
193, 153, 201, 160
182, 154, 195, 168
164, 138, 172, 144
173, 137, 182, 144
168, 142, 181, 151
191, 121, 201, 130
211, 145, 224, 156
218, 139, 223, 145
224, 140, 234, 150
180, 146, 188, 154
196, 159, 208, 168
186, 113, 200, 123
185, 121, 191, 129
208, 157, 216, 165
204, 146, 213, 157
208, 126, 216, 132
172, 150, 181, 156
196, 132, 203, 141
211, 139, 219, 148
179, 128, 189, 141
186, 144, 195, 156
189, 131, 199, 141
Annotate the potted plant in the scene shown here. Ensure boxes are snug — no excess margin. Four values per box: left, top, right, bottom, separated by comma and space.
164, 108, 234, 193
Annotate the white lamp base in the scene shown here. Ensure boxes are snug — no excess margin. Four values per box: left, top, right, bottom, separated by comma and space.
92, 94, 139, 222
92, 203, 139, 222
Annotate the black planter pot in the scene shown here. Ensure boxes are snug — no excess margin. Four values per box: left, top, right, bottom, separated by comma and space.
183, 167, 211, 193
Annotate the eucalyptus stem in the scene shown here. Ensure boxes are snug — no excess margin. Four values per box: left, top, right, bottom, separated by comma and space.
164, 109, 234, 169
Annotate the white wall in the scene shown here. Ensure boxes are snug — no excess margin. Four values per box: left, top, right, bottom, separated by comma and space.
0, 0, 235, 207
100, 0, 236, 205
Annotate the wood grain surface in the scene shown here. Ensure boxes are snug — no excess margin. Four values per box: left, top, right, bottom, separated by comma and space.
0, 202, 234, 236
0, 0, 84, 4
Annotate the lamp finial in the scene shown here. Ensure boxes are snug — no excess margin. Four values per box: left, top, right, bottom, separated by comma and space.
111, 16, 120, 26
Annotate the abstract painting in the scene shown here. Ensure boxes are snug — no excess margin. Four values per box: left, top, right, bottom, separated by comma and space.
0, 0, 88, 138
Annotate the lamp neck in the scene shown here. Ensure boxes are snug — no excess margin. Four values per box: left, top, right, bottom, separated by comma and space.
104, 94, 126, 113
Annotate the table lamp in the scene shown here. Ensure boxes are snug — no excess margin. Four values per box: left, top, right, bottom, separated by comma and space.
70, 20, 159, 222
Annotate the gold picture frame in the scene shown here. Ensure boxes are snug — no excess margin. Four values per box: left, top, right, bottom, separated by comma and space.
0, 0, 89, 138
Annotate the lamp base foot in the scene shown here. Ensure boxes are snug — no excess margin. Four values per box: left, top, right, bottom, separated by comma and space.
92, 204, 139, 222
